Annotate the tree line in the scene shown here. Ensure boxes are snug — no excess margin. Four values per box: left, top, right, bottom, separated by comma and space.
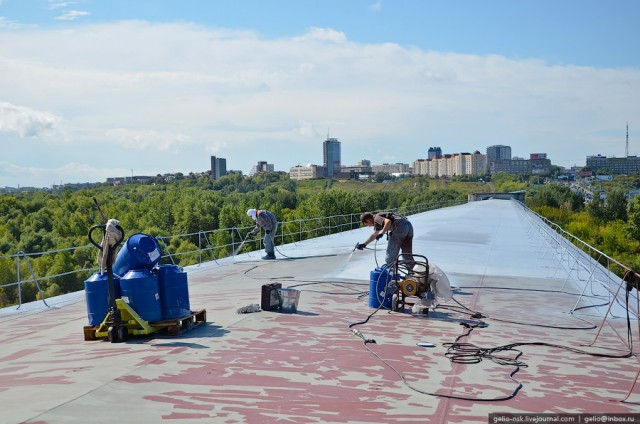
4, 171, 638, 308
0, 174, 464, 307
522, 176, 640, 275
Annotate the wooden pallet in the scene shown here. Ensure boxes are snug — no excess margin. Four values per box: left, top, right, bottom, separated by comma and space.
83, 308, 207, 341
150, 309, 207, 336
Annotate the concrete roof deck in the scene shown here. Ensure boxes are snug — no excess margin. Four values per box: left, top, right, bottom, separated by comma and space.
1, 199, 639, 423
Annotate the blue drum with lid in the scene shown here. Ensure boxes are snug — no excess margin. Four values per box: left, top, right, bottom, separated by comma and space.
113, 233, 162, 277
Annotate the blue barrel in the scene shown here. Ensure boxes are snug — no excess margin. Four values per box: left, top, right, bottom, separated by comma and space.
113, 233, 162, 276
369, 267, 393, 309
154, 264, 190, 319
84, 272, 121, 326
120, 269, 162, 322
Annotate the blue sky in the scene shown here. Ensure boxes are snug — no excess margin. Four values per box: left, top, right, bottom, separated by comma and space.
1, 0, 639, 187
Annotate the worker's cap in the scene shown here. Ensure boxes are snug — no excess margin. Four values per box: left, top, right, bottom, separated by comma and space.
247, 209, 257, 220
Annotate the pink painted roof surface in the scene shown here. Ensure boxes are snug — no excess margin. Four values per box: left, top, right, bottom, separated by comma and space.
1, 199, 639, 423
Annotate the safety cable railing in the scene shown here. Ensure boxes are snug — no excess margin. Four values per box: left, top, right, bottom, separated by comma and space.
518, 200, 639, 320
515, 199, 640, 402
0, 198, 465, 310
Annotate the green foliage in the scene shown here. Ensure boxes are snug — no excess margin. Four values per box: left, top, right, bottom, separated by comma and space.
533, 206, 573, 228
605, 188, 628, 222
14, 173, 632, 307
584, 188, 628, 224
598, 220, 631, 258
527, 184, 584, 212
627, 196, 640, 240
564, 212, 599, 242
375, 172, 393, 182
491, 172, 527, 192
586, 194, 606, 222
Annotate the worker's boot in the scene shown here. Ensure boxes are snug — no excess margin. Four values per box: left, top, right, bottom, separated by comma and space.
262, 253, 276, 260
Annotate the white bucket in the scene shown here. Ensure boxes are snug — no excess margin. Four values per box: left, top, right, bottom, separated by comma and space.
277, 288, 300, 313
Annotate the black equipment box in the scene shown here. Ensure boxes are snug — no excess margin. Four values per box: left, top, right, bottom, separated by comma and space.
261, 283, 282, 311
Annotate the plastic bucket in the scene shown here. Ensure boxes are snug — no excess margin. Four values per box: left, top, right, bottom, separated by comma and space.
277, 288, 300, 313
369, 267, 393, 309
120, 269, 162, 322
113, 233, 162, 277
154, 264, 190, 319
84, 272, 121, 326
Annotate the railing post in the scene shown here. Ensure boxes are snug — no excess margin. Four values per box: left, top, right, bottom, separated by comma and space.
15, 251, 49, 309
16, 254, 22, 309
231, 228, 236, 256
198, 231, 203, 265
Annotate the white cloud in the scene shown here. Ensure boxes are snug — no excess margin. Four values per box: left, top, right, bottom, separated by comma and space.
369, 1, 382, 12
0, 102, 60, 137
105, 128, 193, 152
0, 16, 24, 30
0, 20, 638, 187
205, 142, 229, 155
298, 121, 323, 138
55, 10, 90, 21
48, 1, 78, 10
294, 27, 347, 43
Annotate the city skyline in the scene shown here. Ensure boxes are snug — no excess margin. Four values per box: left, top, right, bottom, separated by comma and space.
0, 137, 624, 189
1, 0, 638, 188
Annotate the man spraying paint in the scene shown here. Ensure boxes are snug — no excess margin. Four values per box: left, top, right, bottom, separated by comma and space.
246, 208, 278, 260
356, 211, 414, 268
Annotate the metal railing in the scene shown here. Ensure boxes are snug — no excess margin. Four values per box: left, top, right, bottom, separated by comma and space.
515, 199, 640, 402
0, 198, 466, 310
519, 200, 639, 319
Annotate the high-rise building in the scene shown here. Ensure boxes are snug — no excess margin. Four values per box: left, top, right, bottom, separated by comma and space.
413, 151, 486, 177
210, 156, 227, 180
486, 145, 512, 163
427, 147, 442, 160
586, 154, 640, 174
250, 161, 274, 176
323, 137, 341, 177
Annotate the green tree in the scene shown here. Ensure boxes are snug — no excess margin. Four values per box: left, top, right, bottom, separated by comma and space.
491, 172, 527, 192
586, 194, 606, 222
375, 172, 393, 183
627, 196, 640, 239
605, 188, 628, 222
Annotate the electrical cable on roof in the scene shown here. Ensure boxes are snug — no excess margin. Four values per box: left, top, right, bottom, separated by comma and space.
348, 272, 637, 401
441, 287, 602, 331
245, 239, 636, 401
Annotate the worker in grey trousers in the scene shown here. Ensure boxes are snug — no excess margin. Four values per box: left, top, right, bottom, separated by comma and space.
357, 211, 414, 268
246, 208, 278, 260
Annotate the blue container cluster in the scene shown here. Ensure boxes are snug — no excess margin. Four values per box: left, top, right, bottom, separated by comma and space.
85, 233, 191, 325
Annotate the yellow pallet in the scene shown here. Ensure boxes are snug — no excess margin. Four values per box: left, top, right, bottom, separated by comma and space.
83, 299, 206, 341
